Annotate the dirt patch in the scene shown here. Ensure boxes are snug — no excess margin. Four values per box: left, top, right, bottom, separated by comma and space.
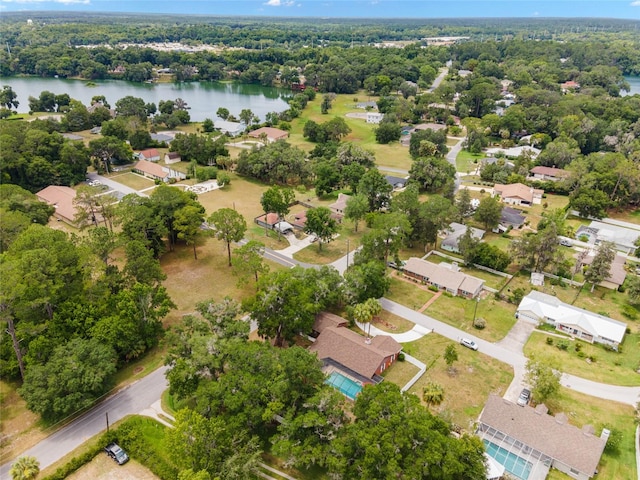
133, 366, 144, 375
66, 453, 159, 480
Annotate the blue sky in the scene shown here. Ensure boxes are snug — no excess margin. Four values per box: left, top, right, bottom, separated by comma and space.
1, 0, 639, 19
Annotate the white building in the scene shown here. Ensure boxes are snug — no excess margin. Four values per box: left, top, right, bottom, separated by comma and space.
516, 291, 627, 348
366, 112, 384, 124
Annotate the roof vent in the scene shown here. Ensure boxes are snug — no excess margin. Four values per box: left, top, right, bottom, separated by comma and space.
601, 428, 611, 441
364, 337, 371, 345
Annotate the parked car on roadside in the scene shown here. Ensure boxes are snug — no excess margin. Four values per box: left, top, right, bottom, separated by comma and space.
459, 338, 479, 351
105, 442, 129, 465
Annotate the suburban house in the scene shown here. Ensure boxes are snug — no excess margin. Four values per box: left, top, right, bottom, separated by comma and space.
516, 291, 627, 348
493, 183, 544, 207
529, 166, 571, 182
478, 395, 607, 480
329, 193, 351, 216
403, 257, 485, 299
164, 152, 182, 164
311, 312, 348, 337
133, 159, 186, 183
576, 221, 640, 255
482, 156, 515, 169
248, 126, 289, 142
385, 175, 409, 190
254, 212, 294, 234
356, 100, 378, 109
36, 185, 78, 225
561, 80, 581, 93
441, 222, 485, 254
214, 120, 245, 137
486, 146, 541, 159
366, 112, 384, 124
493, 207, 526, 233
309, 313, 402, 382
578, 253, 627, 290
138, 148, 160, 162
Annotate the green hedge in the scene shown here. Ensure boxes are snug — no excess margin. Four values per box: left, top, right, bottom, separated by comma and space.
42, 417, 178, 480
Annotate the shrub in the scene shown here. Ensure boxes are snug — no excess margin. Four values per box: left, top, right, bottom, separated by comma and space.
473, 317, 486, 329
556, 341, 569, 351
546, 337, 554, 346
587, 355, 597, 362
398, 352, 406, 361
574, 342, 582, 352
577, 351, 586, 358
428, 285, 439, 292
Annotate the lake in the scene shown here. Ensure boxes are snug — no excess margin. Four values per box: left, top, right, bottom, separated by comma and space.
0, 77, 292, 122
623, 76, 640, 96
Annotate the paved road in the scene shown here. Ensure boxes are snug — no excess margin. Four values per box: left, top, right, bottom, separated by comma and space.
428, 67, 449, 93
380, 298, 640, 406
446, 137, 465, 193
0, 367, 169, 480
87, 172, 149, 198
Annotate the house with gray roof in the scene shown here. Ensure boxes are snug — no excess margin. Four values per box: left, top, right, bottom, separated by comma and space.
576, 221, 640, 255
403, 257, 484, 299
441, 222, 485, 254
516, 291, 627, 348
478, 395, 607, 480
214, 120, 245, 136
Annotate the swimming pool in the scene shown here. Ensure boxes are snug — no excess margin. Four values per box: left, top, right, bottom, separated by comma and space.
484, 440, 533, 480
326, 372, 363, 400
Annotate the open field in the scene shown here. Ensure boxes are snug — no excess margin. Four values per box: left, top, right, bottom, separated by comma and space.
386, 275, 436, 310
401, 334, 513, 429
524, 331, 640, 386
287, 92, 413, 171
381, 359, 420, 387
110, 172, 156, 191
424, 292, 517, 342
373, 308, 416, 333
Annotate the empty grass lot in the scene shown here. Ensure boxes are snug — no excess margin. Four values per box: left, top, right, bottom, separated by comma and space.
386, 275, 436, 310
524, 331, 640, 386
456, 150, 484, 174
110, 172, 155, 191
544, 389, 636, 480
287, 92, 413, 172
424, 293, 517, 342
401, 334, 513, 429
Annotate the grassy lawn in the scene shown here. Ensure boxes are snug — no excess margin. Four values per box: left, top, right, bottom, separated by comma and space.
386, 275, 436, 310
456, 149, 484, 174
0, 380, 43, 463
160, 237, 286, 324
524, 331, 640, 386
401, 334, 513, 430
110, 172, 156, 191
372, 309, 416, 333
424, 293, 517, 342
293, 238, 348, 264
66, 453, 159, 480
381, 359, 420, 387
288, 92, 413, 172
544, 389, 636, 480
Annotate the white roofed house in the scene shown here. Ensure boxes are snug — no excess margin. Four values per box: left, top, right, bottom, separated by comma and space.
133, 159, 186, 183
516, 291, 627, 349
214, 120, 245, 137
366, 112, 384, 124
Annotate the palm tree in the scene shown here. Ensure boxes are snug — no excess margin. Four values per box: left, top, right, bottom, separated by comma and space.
10, 456, 40, 480
422, 382, 445, 407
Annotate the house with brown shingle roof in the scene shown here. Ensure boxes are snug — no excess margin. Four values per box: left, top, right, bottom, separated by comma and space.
578, 253, 627, 290
493, 183, 543, 207
309, 315, 401, 381
403, 257, 484, 299
311, 312, 348, 336
133, 159, 185, 183
529, 166, 570, 182
478, 395, 607, 480
36, 185, 78, 224
248, 127, 289, 143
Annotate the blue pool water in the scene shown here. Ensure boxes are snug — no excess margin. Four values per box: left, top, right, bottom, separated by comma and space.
326, 372, 363, 400
484, 440, 533, 480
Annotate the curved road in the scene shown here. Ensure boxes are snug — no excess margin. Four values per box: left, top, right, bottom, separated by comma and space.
0, 367, 169, 480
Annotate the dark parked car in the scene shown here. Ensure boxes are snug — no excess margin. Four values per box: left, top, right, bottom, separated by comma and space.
105, 442, 129, 465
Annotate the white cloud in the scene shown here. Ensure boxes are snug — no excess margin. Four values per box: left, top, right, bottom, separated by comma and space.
0, 0, 90, 4
264, 0, 295, 6
631, 0, 640, 6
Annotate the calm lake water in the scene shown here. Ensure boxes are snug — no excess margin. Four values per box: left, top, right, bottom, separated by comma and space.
623, 76, 640, 96
0, 77, 291, 122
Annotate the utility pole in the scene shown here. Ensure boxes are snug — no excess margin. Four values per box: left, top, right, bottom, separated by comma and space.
106, 412, 110, 432
472, 296, 480, 323
346, 239, 350, 270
